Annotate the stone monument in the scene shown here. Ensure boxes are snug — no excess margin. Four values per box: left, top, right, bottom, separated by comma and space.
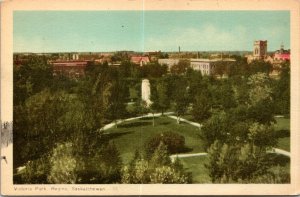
141, 79, 152, 107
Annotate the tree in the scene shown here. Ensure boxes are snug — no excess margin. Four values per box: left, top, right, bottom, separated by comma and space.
200, 112, 233, 149
206, 140, 278, 183
145, 131, 186, 159
151, 79, 170, 116
192, 88, 213, 124
170, 59, 190, 74
48, 142, 80, 184
273, 62, 290, 115
248, 60, 272, 75
13, 55, 53, 105
149, 141, 172, 168
247, 72, 275, 124
247, 72, 273, 106
173, 78, 190, 124
77, 142, 122, 183
210, 80, 237, 110
121, 142, 191, 183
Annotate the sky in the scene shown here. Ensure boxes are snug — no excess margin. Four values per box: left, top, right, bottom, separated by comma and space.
13, 11, 290, 52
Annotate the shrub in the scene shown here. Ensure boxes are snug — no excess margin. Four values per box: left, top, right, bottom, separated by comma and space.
145, 131, 185, 158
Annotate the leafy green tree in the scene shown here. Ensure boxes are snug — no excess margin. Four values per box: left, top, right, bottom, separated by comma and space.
248, 60, 272, 75
13, 55, 53, 105
145, 131, 186, 159
77, 142, 122, 183
246, 72, 275, 124
170, 59, 190, 74
192, 88, 213, 124
247, 72, 273, 106
172, 77, 190, 123
20, 157, 50, 184
150, 165, 190, 183
48, 142, 81, 184
248, 122, 277, 149
200, 112, 233, 149
121, 142, 191, 183
151, 79, 170, 115
149, 141, 172, 168
206, 140, 276, 183
273, 62, 290, 115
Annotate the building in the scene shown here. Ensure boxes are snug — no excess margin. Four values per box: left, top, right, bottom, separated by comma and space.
253, 40, 267, 60
51, 60, 89, 78
273, 44, 290, 63
247, 40, 269, 63
130, 56, 150, 66
190, 58, 236, 76
158, 59, 180, 71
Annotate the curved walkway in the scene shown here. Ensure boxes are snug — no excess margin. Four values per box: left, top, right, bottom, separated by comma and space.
100, 112, 174, 131
167, 115, 202, 128
170, 152, 208, 161
100, 112, 290, 158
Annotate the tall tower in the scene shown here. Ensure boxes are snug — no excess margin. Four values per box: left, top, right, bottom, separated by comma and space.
253, 40, 267, 59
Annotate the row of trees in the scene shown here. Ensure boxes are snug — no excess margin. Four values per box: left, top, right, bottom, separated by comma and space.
13, 55, 192, 184
13, 54, 290, 183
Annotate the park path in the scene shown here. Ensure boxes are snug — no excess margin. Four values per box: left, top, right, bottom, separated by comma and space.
268, 148, 291, 157
167, 115, 202, 128
100, 112, 291, 158
169, 147, 291, 161
170, 152, 207, 161
100, 112, 174, 131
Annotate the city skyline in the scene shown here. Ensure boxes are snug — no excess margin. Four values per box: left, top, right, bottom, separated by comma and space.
14, 11, 290, 53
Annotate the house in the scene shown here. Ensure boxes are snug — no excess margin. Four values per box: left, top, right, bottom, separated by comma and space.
130, 56, 150, 66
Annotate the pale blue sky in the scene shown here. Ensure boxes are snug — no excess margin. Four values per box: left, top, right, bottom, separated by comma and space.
13, 11, 290, 52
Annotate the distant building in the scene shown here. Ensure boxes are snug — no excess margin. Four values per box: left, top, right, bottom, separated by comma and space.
274, 44, 290, 63
190, 58, 236, 76
253, 40, 267, 60
130, 56, 150, 66
247, 40, 269, 63
158, 59, 180, 71
144, 51, 162, 62
51, 60, 88, 78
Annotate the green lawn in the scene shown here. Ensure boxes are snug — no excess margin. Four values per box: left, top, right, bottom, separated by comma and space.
179, 156, 211, 183
274, 117, 290, 152
106, 116, 205, 164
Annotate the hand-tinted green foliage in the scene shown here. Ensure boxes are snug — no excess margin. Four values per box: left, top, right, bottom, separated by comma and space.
121, 143, 191, 184
18, 156, 50, 184
48, 142, 79, 184
206, 140, 286, 183
273, 63, 290, 115
192, 87, 213, 123
150, 78, 171, 114
145, 131, 186, 159
170, 59, 190, 75
76, 142, 122, 183
200, 111, 277, 150
13, 55, 53, 105
140, 63, 168, 78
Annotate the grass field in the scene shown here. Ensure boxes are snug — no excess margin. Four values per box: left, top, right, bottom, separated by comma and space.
274, 117, 290, 151
106, 116, 205, 164
105, 115, 290, 183
179, 156, 211, 183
